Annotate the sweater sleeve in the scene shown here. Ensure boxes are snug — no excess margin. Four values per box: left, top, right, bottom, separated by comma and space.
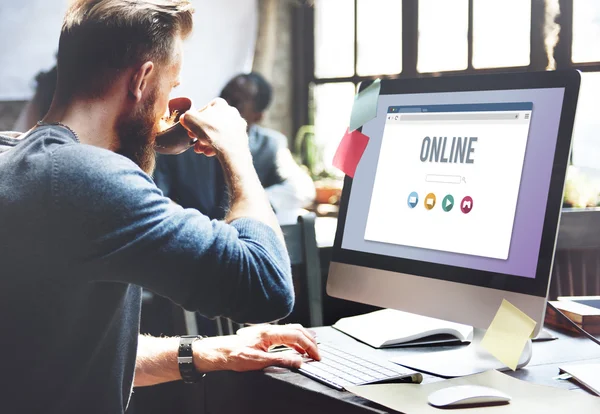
50, 145, 293, 323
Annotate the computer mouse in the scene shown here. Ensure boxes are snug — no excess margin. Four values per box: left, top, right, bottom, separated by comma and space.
428, 385, 511, 408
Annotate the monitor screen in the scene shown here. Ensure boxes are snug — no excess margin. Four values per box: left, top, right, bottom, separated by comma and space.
340, 87, 566, 282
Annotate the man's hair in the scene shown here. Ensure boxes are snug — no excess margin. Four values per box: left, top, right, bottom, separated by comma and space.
221, 72, 273, 113
57, 0, 194, 99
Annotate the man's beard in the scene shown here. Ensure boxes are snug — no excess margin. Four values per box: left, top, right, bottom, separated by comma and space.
116, 89, 159, 174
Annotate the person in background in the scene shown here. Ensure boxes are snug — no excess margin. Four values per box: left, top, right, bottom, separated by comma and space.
0, 1, 319, 413
154, 72, 315, 223
13, 64, 57, 132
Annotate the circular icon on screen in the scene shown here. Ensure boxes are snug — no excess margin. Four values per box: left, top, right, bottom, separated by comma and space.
442, 195, 454, 212
461, 196, 473, 214
424, 193, 436, 210
407, 192, 419, 209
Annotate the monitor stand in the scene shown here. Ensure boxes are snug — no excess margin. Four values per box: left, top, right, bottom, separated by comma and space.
389, 328, 532, 378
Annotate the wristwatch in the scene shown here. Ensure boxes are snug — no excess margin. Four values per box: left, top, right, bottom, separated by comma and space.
178, 335, 206, 383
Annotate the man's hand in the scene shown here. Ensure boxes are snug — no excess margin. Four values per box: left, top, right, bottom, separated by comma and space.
179, 97, 284, 238
193, 324, 321, 373
180, 98, 248, 158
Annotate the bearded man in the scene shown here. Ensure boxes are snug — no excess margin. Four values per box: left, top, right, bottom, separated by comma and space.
0, 1, 318, 413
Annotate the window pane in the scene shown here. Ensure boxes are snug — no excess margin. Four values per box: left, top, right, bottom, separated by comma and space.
418, 0, 468, 73
472, 0, 531, 69
314, 0, 354, 78
357, 0, 402, 76
312, 82, 356, 174
572, 0, 600, 63
571, 72, 600, 169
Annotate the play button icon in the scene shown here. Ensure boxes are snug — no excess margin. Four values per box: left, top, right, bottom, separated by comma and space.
442, 195, 454, 212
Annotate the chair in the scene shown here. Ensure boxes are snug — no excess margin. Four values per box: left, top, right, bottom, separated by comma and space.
281, 212, 324, 327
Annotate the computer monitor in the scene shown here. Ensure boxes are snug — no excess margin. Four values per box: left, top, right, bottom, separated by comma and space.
327, 70, 580, 375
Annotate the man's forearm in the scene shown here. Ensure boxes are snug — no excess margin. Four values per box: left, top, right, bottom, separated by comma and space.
219, 151, 283, 241
134, 335, 180, 387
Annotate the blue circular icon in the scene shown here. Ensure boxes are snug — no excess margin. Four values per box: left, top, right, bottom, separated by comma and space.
407, 192, 419, 208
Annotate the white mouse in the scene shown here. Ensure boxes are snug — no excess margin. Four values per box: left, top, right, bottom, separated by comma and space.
428, 385, 511, 408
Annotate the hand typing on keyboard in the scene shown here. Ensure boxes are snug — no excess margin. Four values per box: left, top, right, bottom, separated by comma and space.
194, 324, 321, 373
298, 343, 422, 390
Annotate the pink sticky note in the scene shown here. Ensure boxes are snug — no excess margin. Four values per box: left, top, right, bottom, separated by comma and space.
332, 128, 370, 178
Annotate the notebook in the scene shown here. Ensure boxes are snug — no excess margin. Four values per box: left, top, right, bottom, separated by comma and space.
558, 296, 600, 311
332, 308, 473, 348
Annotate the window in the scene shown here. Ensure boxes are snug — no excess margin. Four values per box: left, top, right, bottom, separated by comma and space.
298, 0, 600, 176
572, 0, 600, 63
311, 82, 356, 172
571, 72, 600, 169
311, 0, 403, 175
570, 0, 600, 172
472, 0, 531, 69
314, 0, 354, 78
418, 0, 468, 73
357, 0, 402, 76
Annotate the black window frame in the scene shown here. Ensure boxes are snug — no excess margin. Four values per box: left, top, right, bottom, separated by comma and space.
291, 0, 599, 154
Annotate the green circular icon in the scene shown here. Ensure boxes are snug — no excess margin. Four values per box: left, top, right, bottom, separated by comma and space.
442, 195, 454, 212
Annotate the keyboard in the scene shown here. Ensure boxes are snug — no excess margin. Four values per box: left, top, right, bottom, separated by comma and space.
298, 342, 423, 391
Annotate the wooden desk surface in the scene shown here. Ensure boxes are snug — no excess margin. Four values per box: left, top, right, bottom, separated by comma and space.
203, 326, 600, 414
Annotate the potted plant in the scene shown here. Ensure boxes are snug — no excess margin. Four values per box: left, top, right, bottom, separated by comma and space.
294, 125, 344, 206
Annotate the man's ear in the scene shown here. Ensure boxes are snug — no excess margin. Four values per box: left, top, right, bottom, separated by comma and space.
129, 62, 154, 102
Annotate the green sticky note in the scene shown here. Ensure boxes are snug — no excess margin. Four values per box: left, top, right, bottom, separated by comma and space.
480, 299, 537, 371
349, 79, 381, 131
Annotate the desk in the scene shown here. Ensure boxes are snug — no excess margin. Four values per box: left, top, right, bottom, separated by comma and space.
202, 326, 600, 414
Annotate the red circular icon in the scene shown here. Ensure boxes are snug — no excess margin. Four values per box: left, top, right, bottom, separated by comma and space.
460, 196, 473, 214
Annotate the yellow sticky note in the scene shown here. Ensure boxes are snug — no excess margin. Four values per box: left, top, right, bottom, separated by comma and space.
480, 299, 537, 371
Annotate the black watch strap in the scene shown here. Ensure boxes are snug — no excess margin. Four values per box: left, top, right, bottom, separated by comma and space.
178, 335, 206, 384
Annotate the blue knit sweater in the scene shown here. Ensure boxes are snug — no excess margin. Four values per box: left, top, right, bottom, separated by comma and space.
0, 125, 293, 413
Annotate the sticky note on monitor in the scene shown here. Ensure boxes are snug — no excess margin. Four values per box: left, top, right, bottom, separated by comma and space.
332, 128, 370, 178
480, 299, 537, 370
349, 79, 381, 131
